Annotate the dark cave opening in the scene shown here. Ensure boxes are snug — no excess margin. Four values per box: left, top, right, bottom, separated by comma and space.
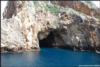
38, 31, 55, 48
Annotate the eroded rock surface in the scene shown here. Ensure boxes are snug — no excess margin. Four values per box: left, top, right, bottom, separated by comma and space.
1, 1, 100, 53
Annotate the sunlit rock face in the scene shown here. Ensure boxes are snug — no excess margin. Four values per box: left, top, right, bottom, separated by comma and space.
1, 1, 40, 52
1, 1, 100, 53
1, 18, 25, 51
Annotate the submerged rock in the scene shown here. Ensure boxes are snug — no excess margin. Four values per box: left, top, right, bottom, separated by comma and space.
1, 1, 100, 53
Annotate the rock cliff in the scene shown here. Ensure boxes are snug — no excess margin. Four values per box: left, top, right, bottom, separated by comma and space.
1, 1, 100, 53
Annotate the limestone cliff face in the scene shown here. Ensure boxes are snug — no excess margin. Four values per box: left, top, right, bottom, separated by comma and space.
52, 1, 100, 17
1, 1, 100, 53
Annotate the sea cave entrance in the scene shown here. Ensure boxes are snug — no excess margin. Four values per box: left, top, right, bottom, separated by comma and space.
38, 29, 73, 50
38, 31, 55, 48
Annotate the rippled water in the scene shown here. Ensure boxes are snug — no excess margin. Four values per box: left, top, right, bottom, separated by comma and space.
1, 48, 100, 67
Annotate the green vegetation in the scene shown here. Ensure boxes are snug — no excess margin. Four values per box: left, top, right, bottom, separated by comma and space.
33, 1, 95, 21
33, 1, 60, 15
44, 4, 60, 15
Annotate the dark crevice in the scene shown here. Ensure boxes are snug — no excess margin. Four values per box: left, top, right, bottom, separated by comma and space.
39, 31, 55, 48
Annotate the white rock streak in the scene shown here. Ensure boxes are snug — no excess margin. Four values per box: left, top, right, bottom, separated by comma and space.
1, 1, 7, 19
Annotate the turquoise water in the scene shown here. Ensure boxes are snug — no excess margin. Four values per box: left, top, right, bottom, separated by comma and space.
1, 48, 100, 67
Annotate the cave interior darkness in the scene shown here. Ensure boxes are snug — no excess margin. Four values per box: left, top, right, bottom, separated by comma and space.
38, 30, 74, 50
39, 31, 55, 48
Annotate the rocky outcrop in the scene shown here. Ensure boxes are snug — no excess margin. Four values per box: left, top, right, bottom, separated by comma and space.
51, 1, 100, 17
1, 1, 100, 53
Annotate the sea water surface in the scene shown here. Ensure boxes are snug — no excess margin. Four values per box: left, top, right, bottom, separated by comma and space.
1, 48, 100, 67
